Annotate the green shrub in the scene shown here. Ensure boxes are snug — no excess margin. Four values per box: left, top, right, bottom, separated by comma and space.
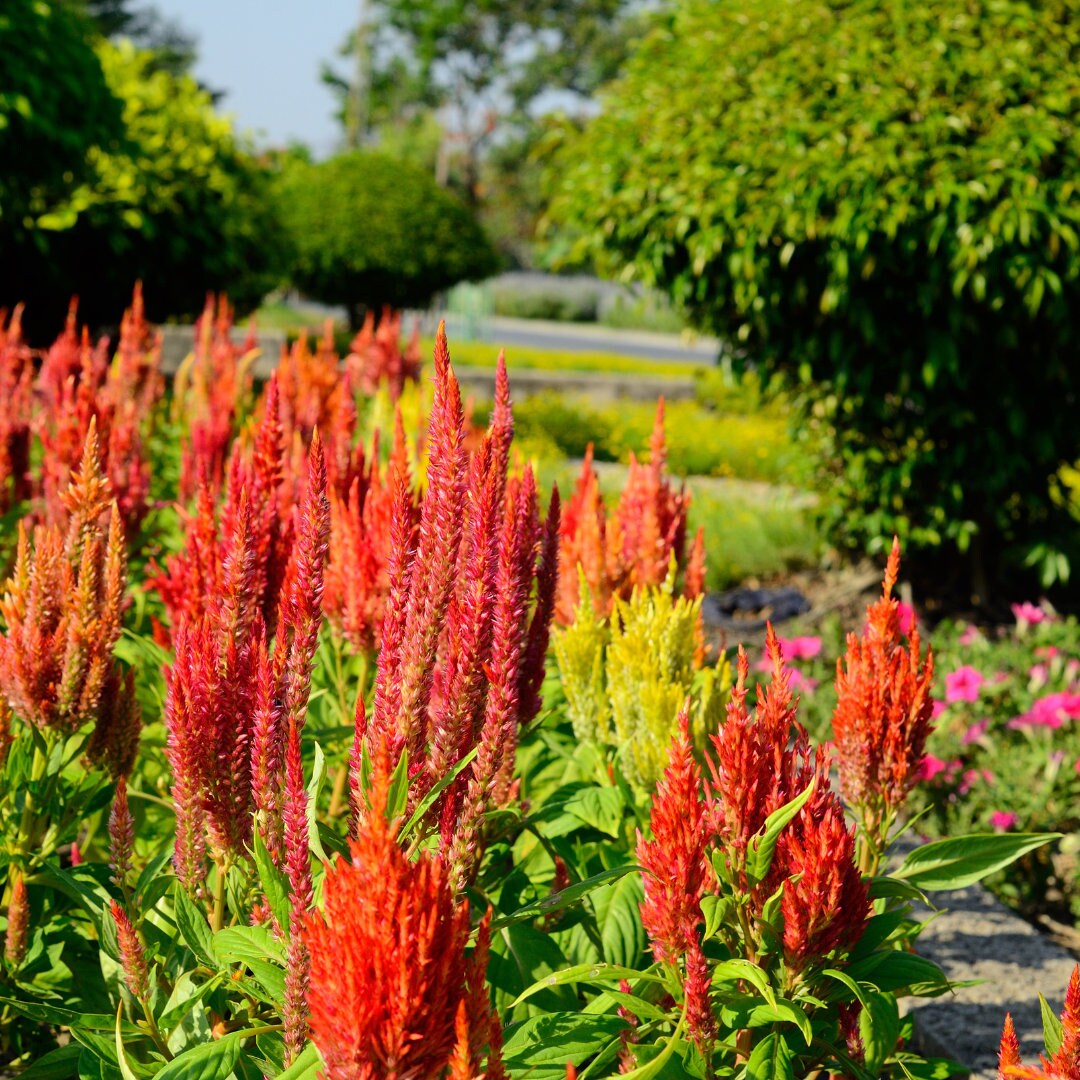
1, 40, 283, 335
276, 150, 498, 327
547, 0, 1080, 590
491, 281, 599, 322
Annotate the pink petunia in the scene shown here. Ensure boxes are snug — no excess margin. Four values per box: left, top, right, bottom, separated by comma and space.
896, 602, 916, 637
917, 754, 949, 782
776, 635, 823, 662
1029, 664, 1049, 689
1012, 601, 1047, 626
945, 666, 985, 703
1008, 692, 1080, 731
785, 668, 819, 694
962, 719, 990, 745
958, 624, 981, 647
990, 811, 1018, 832
931, 699, 947, 719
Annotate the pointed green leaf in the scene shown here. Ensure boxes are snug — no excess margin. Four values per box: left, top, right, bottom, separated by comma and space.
892, 833, 1060, 891
252, 823, 291, 930
1041, 992, 1064, 1059
386, 747, 410, 821
748, 780, 816, 884
154, 1030, 244, 1080
510, 962, 664, 1009
305, 740, 328, 863
173, 883, 216, 968
397, 746, 478, 843
746, 1031, 795, 1080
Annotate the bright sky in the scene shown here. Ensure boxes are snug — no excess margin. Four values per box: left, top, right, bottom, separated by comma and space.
154, 0, 359, 156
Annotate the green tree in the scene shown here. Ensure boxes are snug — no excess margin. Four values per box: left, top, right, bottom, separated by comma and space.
546, 0, 1080, 595
276, 150, 498, 326
0, 40, 284, 335
0, 0, 122, 231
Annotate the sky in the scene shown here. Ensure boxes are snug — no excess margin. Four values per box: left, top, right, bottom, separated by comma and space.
154, 0, 360, 156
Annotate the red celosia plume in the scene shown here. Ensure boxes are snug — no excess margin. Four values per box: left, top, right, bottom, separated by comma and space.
999, 967, 1080, 1079
555, 399, 696, 625
832, 537, 935, 867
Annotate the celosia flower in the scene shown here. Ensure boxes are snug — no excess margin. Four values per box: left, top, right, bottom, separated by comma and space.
109, 778, 135, 892
779, 635, 823, 661
998, 967, 1080, 1079
4, 874, 29, 969
361, 328, 558, 885
345, 307, 422, 401
945, 665, 985, 703
555, 400, 695, 626
0, 424, 138, 767
110, 900, 150, 1001
303, 769, 502, 1080
638, 708, 709, 966
831, 539, 935, 867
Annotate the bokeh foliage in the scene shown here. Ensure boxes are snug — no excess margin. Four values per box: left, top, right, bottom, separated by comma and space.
547, 0, 1080, 589
275, 150, 498, 325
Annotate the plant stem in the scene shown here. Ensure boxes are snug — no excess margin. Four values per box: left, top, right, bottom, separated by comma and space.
211, 857, 228, 933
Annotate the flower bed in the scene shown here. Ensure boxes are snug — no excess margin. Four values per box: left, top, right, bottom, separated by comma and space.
0, 291, 1055, 1077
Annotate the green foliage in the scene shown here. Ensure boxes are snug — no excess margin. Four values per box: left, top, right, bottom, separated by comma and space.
0, 0, 122, 228
547, 0, 1080, 585
276, 151, 498, 326
554, 571, 731, 788
1, 40, 284, 334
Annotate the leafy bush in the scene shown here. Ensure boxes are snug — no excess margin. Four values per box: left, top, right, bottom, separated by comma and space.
1, 41, 283, 335
276, 150, 498, 327
492, 279, 599, 322
547, 0, 1080, 588
0, 0, 122, 229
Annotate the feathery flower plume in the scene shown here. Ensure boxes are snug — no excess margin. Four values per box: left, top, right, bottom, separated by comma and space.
109, 778, 135, 893
359, 329, 558, 885
998, 967, 1080, 1079
110, 900, 150, 1001
0, 305, 34, 513
832, 537, 935, 873
345, 306, 422, 401
556, 400, 696, 625
304, 762, 502, 1080
0, 425, 138, 767
4, 875, 29, 969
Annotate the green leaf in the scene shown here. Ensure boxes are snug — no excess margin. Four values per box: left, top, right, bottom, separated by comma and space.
491, 865, 641, 930
14, 1044, 83, 1079
710, 958, 774, 1003
511, 961, 664, 1009
594, 870, 646, 968
1041, 992, 1064, 1059
891, 833, 1059, 891
154, 1031, 244, 1080
115, 1006, 141, 1080
397, 746, 478, 843
821, 968, 871, 1010
214, 924, 286, 966
158, 974, 222, 1032
617, 1014, 685, 1079
252, 827, 291, 931
746, 1031, 795, 1080
503, 1013, 628, 1075
846, 951, 951, 996
305, 740, 329, 864
561, 785, 627, 837
745, 999, 813, 1047
275, 1041, 323, 1080
858, 990, 901, 1075
385, 747, 410, 821
173, 884, 216, 968
747, 780, 815, 884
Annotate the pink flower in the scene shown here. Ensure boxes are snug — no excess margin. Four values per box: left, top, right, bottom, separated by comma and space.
945, 666, 984, 703
962, 719, 989, 745
1011, 601, 1046, 626
896, 602, 915, 637
917, 754, 949, 781
1035, 646, 1060, 660
990, 811, 1017, 832
1029, 664, 1049, 689
786, 668, 819, 694
1008, 692, 1080, 730
931, 699, 947, 719
778, 635, 823, 661
958, 624, 981, 647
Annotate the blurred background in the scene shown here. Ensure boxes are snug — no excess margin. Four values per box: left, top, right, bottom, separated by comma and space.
1, 0, 1078, 609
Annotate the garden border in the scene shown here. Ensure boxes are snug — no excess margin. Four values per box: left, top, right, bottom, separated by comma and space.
907, 871, 1076, 1076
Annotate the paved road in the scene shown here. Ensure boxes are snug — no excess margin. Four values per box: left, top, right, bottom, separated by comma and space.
436, 314, 722, 365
